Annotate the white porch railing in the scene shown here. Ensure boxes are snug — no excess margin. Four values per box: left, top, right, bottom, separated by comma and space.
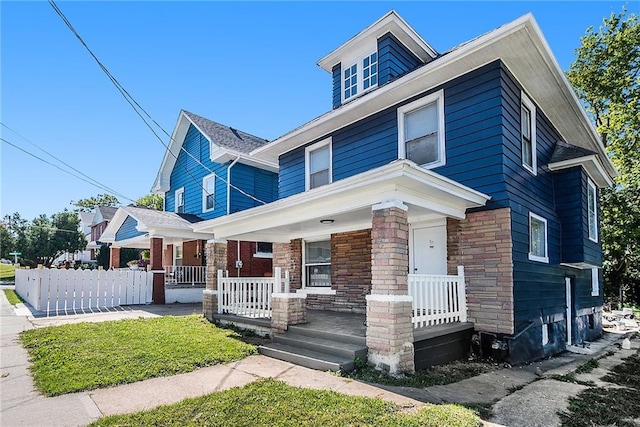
408, 266, 467, 328
164, 266, 206, 286
218, 267, 289, 318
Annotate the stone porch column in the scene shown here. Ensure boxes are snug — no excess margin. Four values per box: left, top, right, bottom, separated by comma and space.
271, 293, 307, 333
204, 239, 227, 321
109, 246, 120, 269
366, 201, 415, 374
150, 237, 165, 304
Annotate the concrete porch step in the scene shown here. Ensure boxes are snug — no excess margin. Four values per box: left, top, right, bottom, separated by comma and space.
273, 332, 368, 360
287, 323, 366, 346
258, 342, 357, 372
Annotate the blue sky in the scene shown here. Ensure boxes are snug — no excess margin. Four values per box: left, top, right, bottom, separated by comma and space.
1, 1, 634, 221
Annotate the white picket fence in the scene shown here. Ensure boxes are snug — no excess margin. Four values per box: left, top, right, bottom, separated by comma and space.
408, 266, 467, 328
218, 267, 289, 318
15, 268, 153, 314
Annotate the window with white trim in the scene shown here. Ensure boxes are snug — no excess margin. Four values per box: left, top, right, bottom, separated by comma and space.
255, 242, 273, 258
587, 180, 598, 242
362, 52, 378, 90
398, 90, 446, 168
521, 92, 537, 174
591, 267, 599, 296
343, 63, 358, 100
529, 212, 549, 263
175, 245, 183, 266
175, 188, 185, 214
304, 240, 331, 287
305, 138, 332, 190
202, 174, 215, 213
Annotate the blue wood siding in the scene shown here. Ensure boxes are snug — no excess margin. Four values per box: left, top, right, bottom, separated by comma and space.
377, 33, 422, 86
115, 215, 144, 241
230, 163, 278, 213
332, 64, 341, 109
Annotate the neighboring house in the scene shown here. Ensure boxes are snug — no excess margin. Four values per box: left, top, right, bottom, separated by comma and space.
192, 11, 617, 371
86, 205, 118, 260
101, 110, 278, 303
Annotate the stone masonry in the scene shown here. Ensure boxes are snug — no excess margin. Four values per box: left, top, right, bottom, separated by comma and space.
447, 207, 514, 334
272, 239, 302, 291
331, 229, 371, 312
366, 202, 415, 374
271, 293, 307, 333
203, 240, 227, 321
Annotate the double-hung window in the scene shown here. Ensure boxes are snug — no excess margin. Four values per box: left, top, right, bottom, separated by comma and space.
529, 212, 548, 263
202, 174, 215, 213
398, 90, 445, 168
305, 138, 332, 190
521, 92, 537, 174
175, 188, 185, 214
305, 240, 331, 287
587, 180, 598, 242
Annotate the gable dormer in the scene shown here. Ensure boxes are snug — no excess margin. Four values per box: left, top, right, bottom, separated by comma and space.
318, 10, 438, 109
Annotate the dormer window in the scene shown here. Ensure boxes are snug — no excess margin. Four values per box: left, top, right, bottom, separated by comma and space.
342, 51, 378, 102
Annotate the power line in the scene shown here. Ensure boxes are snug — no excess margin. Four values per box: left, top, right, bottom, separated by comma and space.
48, 0, 268, 207
1, 123, 135, 204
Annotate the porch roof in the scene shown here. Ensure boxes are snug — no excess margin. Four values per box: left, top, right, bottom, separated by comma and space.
101, 206, 215, 248
192, 160, 490, 242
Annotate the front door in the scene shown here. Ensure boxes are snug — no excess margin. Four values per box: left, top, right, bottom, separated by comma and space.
411, 224, 447, 275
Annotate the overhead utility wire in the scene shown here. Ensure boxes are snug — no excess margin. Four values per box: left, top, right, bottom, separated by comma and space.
1, 123, 135, 204
48, 0, 268, 206
1, 137, 136, 203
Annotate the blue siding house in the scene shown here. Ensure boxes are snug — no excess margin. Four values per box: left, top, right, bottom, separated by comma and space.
101, 110, 278, 303
194, 11, 617, 371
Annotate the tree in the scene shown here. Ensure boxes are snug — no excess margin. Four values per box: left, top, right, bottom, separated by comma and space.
71, 194, 120, 212
0, 224, 14, 260
135, 194, 163, 210
568, 8, 640, 306
23, 210, 86, 267
2, 213, 28, 262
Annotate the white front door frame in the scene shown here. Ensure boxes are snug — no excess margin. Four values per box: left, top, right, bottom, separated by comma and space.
565, 277, 573, 346
409, 219, 447, 275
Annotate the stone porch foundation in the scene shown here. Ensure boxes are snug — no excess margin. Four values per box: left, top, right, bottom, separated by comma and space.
271, 293, 307, 333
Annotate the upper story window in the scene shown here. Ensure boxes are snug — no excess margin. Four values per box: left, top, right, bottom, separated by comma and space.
305, 138, 332, 190
342, 51, 378, 102
305, 239, 331, 287
175, 188, 185, 213
521, 92, 537, 175
398, 90, 445, 168
202, 174, 215, 213
529, 212, 549, 263
587, 179, 598, 242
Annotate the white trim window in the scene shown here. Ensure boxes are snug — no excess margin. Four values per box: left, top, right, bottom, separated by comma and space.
174, 244, 183, 266
591, 267, 600, 296
342, 51, 378, 102
202, 174, 215, 213
529, 212, 549, 263
175, 188, 185, 214
362, 52, 378, 90
254, 242, 273, 259
398, 90, 446, 168
304, 240, 331, 288
343, 63, 358, 100
587, 180, 598, 242
521, 92, 537, 175
305, 138, 332, 190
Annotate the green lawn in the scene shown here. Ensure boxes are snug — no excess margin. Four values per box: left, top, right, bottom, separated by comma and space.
90, 378, 481, 427
19, 315, 256, 396
3, 289, 24, 305
0, 263, 15, 279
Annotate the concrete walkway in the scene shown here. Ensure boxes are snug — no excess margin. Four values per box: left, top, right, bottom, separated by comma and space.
1, 285, 637, 427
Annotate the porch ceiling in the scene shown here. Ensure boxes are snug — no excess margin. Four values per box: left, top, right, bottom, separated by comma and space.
193, 160, 490, 242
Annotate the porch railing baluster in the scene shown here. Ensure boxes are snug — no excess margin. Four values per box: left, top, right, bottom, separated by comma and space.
408, 266, 467, 328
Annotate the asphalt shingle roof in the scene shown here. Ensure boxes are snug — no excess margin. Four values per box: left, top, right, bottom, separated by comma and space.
121, 206, 200, 230
97, 206, 118, 222
549, 141, 597, 164
183, 110, 269, 154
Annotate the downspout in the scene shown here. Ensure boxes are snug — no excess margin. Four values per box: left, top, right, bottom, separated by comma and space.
226, 155, 242, 277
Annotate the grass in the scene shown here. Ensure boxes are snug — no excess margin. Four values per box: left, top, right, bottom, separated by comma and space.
90, 378, 481, 427
3, 289, 24, 305
348, 357, 496, 388
0, 263, 15, 279
19, 315, 257, 396
558, 350, 640, 427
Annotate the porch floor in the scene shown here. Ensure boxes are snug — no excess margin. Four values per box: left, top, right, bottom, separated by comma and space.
300, 310, 366, 338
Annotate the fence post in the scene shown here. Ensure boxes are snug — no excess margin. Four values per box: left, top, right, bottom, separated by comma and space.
217, 269, 223, 314
285, 270, 290, 293
457, 265, 467, 322
274, 267, 281, 293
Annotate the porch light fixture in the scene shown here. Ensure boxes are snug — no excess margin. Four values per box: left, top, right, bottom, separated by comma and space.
320, 219, 335, 224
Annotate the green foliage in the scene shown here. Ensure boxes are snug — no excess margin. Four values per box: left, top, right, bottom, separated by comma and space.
575, 358, 599, 374
95, 244, 110, 269
3, 289, 23, 305
19, 315, 256, 396
119, 248, 140, 268
135, 194, 163, 210
0, 264, 15, 280
90, 378, 481, 427
71, 194, 120, 212
568, 8, 640, 305
2, 213, 28, 262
